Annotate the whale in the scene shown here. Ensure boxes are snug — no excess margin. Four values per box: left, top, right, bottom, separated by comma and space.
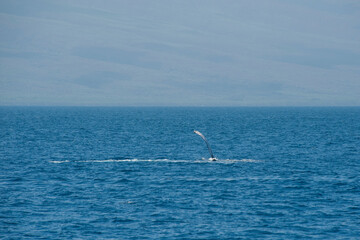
194, 130, 217, 161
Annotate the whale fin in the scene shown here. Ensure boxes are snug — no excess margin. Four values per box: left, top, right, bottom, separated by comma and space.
194, 130, 216, 160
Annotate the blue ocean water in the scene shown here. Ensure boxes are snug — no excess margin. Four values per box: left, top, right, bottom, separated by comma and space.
1, 107, 359, 239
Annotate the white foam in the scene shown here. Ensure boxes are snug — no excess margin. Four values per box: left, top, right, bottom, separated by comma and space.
49, 158, 261, 164
78, 159, 174, 163
210, 159, 262, 164
237, 159, 261, 163
49, 160, 70, 164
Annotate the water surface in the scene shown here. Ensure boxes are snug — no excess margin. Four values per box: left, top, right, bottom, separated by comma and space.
1, 107, 359, 239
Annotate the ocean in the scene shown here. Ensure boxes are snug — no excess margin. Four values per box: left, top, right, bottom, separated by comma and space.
1, 107, 359, 239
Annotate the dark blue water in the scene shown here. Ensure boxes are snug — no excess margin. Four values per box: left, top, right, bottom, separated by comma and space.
1, 107, 360, 239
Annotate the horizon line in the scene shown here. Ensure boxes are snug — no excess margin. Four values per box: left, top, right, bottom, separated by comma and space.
1, 105, 359, 108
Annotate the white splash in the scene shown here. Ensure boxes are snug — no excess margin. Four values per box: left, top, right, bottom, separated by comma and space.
49, 160, 70, 164
49, 158, 261, 164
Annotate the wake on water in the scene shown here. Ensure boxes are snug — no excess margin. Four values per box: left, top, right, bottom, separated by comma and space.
49, 158, 261, 164
50, 131, 255, 164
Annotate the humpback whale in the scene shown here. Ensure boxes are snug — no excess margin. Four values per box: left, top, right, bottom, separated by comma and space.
194, 130, 217, 161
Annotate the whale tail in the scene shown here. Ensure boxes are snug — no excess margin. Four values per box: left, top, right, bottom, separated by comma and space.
194, 130, 216, 160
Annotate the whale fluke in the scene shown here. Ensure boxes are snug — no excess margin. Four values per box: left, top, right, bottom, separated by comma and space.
194, 130, 217, 161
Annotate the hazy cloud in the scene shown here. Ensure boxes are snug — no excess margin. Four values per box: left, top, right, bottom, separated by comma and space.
1, 0, 359, 106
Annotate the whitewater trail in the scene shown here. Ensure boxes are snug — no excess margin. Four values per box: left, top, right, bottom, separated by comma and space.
49, 158, 262, 164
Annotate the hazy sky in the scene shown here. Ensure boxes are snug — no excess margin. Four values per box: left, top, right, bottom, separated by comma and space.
1, 0, 359, 106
